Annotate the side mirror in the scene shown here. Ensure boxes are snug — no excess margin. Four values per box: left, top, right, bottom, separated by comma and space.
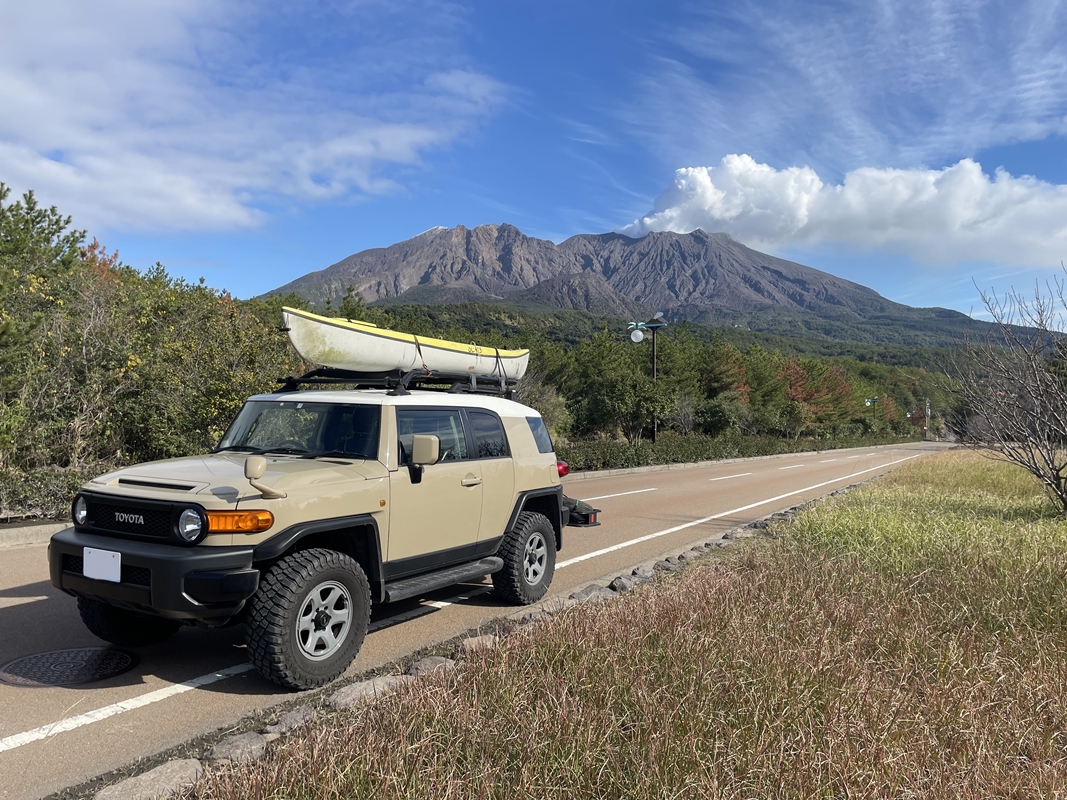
244, 456, 267, 480
244, 455, 285, 499
411, 434, 441, 466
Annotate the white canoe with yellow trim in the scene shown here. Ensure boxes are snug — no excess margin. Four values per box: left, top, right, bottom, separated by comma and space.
282, 307, 530, 380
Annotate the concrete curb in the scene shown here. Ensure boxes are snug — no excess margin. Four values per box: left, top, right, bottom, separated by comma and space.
0, 521, 68, 549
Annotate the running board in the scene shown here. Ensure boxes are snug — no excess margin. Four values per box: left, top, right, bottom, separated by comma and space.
383, 557, 504, 603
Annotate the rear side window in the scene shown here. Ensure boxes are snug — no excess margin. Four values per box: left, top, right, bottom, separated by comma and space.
396, 408, 468, 464
526, 416, 554, 454
469, 411, 509, 459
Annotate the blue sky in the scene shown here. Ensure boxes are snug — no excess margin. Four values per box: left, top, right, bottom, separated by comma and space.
2, 0, 1067, 317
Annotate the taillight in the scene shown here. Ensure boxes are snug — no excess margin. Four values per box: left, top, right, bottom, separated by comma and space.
557, 460, 570, 477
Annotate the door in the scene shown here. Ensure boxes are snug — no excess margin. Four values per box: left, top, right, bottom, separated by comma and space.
465, 410, 515, 541
387, 407, 483, 566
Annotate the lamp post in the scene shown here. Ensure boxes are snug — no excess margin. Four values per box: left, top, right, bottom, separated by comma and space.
864, 395, 879, 426
628, 313, 668, 443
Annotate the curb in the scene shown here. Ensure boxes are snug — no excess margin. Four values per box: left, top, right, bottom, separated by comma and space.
0, 522, 69, 549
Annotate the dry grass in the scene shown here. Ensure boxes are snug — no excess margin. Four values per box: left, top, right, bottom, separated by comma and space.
192, 451, 1067, 799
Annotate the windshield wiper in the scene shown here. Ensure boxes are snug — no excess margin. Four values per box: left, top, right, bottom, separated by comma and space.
301, 450, 360, 459
259, 447, 309, 455
211, 445, 266, 454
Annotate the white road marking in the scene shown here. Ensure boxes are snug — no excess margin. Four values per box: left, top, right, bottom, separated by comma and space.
369, 587, 492, 632
583, 488, 659, 501
847, 455, 861, 459
0, 585, 497, 754
820, 459, 837, 463
779, 464, 805, 470
709, 473, 752, 482
556, 453, 922, 569
0, 663, 255, 754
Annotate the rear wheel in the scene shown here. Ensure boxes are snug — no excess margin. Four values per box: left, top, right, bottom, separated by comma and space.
77, 598, 180, 647
246, 548, 371, 690
492, 511, 556, 605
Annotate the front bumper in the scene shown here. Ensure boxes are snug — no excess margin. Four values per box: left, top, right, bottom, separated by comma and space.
49, 527, 259, 623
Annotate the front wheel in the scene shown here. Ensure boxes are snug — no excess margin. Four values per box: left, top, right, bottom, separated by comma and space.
492, 511, 556, 605
245, 548, 371, 690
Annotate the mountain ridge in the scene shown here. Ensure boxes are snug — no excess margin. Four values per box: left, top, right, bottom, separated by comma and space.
266, 223, 987, 347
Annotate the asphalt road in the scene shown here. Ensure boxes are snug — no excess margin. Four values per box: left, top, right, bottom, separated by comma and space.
0, 442, 949, 799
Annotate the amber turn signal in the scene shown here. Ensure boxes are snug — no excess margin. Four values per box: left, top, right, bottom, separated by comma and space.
206, 510, 274, 533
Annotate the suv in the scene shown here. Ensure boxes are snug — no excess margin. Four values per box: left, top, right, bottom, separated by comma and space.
48, 369, 594, 689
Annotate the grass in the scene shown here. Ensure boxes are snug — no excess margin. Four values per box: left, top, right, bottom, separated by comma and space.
189, 451, 1067, 799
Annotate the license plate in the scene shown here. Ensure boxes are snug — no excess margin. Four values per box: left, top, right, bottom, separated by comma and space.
84, 548, 121, 583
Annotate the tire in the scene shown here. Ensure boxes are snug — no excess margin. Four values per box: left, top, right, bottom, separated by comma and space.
77, 597, 181, 647
492, 511, 556, 605
245, 548, 371, 690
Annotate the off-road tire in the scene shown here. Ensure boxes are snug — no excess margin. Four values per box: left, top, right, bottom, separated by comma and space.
77, 597, 181, 647
245, 548, 370, 690
492, 511, 556, 605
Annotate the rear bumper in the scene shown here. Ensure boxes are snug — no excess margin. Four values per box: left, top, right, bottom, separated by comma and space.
48, 528, 258, 623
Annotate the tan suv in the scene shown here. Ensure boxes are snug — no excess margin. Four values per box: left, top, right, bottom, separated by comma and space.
48, 369, 595, 689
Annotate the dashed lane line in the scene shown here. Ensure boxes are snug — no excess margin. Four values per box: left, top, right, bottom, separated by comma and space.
555, 453, 922, 570
583, 488, 659, 502
709, 473, 752, 482
820, 459, 837, 463
779, 464, 805, 470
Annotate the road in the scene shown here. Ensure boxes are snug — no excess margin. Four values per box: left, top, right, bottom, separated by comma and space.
0, 442, 948, 799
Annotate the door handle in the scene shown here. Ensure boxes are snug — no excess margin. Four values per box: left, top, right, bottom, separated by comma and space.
461, 476, 482, 487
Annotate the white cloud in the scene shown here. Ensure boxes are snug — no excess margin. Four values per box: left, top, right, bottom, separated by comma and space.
628, 1, 1067, 176
0, 0, 505, 233
623, 154, 1067, 267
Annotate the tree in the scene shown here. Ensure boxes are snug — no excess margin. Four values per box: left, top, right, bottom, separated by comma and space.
949, 279, 1067, 513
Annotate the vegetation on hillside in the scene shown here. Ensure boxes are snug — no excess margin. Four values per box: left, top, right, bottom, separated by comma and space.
1, 185, 945, 518
191, 452, 1067, 798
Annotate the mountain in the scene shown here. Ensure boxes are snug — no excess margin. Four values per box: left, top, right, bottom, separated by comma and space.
267, 223, 988, 346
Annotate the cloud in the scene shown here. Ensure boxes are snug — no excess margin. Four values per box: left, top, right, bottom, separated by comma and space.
0, 0, 505, 233
622, 154, 1067, 267
627, 1, 1067, 176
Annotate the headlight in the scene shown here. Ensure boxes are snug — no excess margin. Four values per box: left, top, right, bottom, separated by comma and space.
72, 496, 88, 526
177, 508, 204, 542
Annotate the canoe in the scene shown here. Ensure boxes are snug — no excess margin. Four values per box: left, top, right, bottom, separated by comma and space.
282, 307, 530, 380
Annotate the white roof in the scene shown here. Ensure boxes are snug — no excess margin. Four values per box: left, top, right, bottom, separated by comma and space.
247, 389, 540, 418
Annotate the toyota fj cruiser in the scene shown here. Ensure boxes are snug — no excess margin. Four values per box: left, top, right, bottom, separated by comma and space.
48, 368, 598, 689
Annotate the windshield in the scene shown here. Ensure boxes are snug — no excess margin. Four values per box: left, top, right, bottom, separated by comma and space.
216, 400, 381, 459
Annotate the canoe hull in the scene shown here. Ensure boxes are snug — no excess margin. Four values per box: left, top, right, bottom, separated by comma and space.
282, 308, 530, 380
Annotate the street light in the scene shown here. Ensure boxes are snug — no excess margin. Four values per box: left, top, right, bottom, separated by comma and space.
628, 313, 668, 443
864, 395, 879, 426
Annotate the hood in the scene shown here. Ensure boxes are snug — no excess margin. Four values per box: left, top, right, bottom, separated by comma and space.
87, 453, 387, 505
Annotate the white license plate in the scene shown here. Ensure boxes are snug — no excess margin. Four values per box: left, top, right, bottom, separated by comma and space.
84, 547, 121, 583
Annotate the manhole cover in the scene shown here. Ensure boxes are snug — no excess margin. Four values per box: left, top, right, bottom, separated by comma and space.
0, 648, 139, 687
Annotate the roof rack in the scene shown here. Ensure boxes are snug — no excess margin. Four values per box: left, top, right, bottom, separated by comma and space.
276, 367, 519, 400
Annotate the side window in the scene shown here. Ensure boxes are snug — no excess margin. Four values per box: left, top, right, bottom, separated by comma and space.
525, 416, 554, 454
469, 411, 509, 459
396, 408, 468, 464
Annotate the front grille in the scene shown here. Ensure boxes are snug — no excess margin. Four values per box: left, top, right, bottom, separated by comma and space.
90, 502, 172, 539
123, 566, 151, 586
62, 554, 151, 587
